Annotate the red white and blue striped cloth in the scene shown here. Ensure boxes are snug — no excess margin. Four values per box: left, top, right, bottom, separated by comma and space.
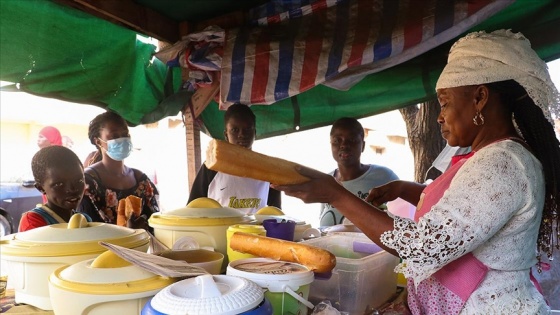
219, 0, 513, 107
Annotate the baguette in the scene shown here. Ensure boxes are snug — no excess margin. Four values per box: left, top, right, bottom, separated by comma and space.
205, 139, 309, 185
230, 232, 336, 273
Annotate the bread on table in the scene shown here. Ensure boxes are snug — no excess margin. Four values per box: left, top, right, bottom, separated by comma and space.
205, 139, 309, 185
230, 232, 336, 273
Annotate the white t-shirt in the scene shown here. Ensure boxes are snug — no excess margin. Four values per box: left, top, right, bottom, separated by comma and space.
208, 172, 270, 214
320, 164, 399, 226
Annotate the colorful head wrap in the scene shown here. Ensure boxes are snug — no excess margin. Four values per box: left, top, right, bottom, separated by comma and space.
436, 29, 560, 125
39, 126, 63, 146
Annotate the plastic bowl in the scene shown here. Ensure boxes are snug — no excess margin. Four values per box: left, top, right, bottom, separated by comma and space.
158, 249, 224, 274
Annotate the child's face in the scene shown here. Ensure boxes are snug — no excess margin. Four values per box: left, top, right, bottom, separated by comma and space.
224, 116, 256, 149
40, 162, 85, 211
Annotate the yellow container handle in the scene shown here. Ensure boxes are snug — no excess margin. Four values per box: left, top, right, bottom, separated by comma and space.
90, 250, 132, 268
67, 213, 89, 229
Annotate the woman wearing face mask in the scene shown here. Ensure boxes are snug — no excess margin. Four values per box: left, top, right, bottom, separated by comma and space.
77, 111, 159, 231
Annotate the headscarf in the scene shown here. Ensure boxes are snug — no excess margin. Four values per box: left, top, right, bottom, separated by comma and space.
436, 29, 560, 125
39, 126, 63, 146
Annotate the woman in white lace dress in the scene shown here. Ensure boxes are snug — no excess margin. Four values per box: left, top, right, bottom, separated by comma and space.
272, 29, 559, 314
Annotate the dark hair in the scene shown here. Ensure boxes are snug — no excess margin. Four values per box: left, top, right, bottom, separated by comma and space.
32, 146, 83, 183
487, 80, 560, 261
87, 111, 128, 165
331, 117, 365, 139
224, 104, 256, 126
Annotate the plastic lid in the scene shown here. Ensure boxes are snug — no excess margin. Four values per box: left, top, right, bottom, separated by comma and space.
255, 214, 305, 225
50, 255, 174, 295
164, 206, 246, 218
227, 224, 266, 234
149, 274, 264, 315
1, 222, 149, 257
149, 207, 255, 227
226, 258, 314, 292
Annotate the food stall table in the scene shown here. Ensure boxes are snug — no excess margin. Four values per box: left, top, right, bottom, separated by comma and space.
1, 289, 53, 314
1, 287, 409, 314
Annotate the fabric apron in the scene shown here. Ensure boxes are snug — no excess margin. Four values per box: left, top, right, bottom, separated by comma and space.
409, 143, 546, 313
407, 151, 489, 315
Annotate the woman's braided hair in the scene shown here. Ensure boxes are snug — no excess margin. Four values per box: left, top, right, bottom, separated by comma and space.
487, 80, 560, 263
87, 111, 128, 165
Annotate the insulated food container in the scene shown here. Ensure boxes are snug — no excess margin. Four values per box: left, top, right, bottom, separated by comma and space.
0, 214, 150, 310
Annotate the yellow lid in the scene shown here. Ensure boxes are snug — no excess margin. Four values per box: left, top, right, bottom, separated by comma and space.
149, 206, 255, 227
186, 197, 222, 208
0, 222, 149, 257
49, 256, 174, 294
255, 206, 284, 215
90, 250, 132, 268
227, 224, 266, 235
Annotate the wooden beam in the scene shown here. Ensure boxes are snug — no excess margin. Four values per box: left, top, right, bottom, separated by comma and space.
184, 110, 202, 192
51, 0, 180, 43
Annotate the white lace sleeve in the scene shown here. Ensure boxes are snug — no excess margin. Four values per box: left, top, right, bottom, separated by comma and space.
381, 141, 542, 284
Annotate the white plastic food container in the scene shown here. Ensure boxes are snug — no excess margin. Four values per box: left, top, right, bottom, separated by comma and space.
0, 214, 150, 310
227, 258, 315, 315
49, 250, 174, 315
302, 233, 400, 314
148, 206, 254, 269
142, 274, 273, 315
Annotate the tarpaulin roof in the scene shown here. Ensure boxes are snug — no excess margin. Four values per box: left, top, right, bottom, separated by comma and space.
1, 0, 559, 139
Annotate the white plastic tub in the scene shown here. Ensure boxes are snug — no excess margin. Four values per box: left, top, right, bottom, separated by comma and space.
302, 233, 400, 314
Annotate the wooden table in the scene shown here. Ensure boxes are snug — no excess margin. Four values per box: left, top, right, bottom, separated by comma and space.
1, 289, 53, 314
1, 287, 410, 314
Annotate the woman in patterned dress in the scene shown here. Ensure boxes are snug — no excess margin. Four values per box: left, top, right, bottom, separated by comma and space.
77, 111, 159, 231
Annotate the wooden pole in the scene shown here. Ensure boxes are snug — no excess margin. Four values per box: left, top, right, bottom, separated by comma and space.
177, 21, 203, 194
184, 110, 202, 191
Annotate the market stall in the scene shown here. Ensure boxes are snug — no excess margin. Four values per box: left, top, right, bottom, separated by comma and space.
1, 0, 559, 187
1, 206, 407, 315
1, 1, 559, 314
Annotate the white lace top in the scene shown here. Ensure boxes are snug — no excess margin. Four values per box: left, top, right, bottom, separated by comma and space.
381, 140, 550, 314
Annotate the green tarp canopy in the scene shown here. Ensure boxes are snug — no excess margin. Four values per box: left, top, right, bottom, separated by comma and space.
1, 0, 559, 139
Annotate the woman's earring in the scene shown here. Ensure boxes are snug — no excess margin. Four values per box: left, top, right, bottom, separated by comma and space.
473, 111, 485, 126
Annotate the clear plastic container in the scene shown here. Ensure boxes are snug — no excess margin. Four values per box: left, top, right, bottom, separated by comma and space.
302, 233, 400, 315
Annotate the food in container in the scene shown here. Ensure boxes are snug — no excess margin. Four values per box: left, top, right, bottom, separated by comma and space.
0, 213, 150, 310
227, 258, 315, 315
302, 233, 400, 314
142, 274, 273, 315
158, 249, 224, 275
49, 250, 174, 315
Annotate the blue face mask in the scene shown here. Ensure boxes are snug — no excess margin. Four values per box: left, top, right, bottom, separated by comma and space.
99, 137, 133, 161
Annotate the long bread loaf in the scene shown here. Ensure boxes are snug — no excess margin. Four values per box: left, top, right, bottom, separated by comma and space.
230, 232, 336, 273
205, 139, 309, 185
